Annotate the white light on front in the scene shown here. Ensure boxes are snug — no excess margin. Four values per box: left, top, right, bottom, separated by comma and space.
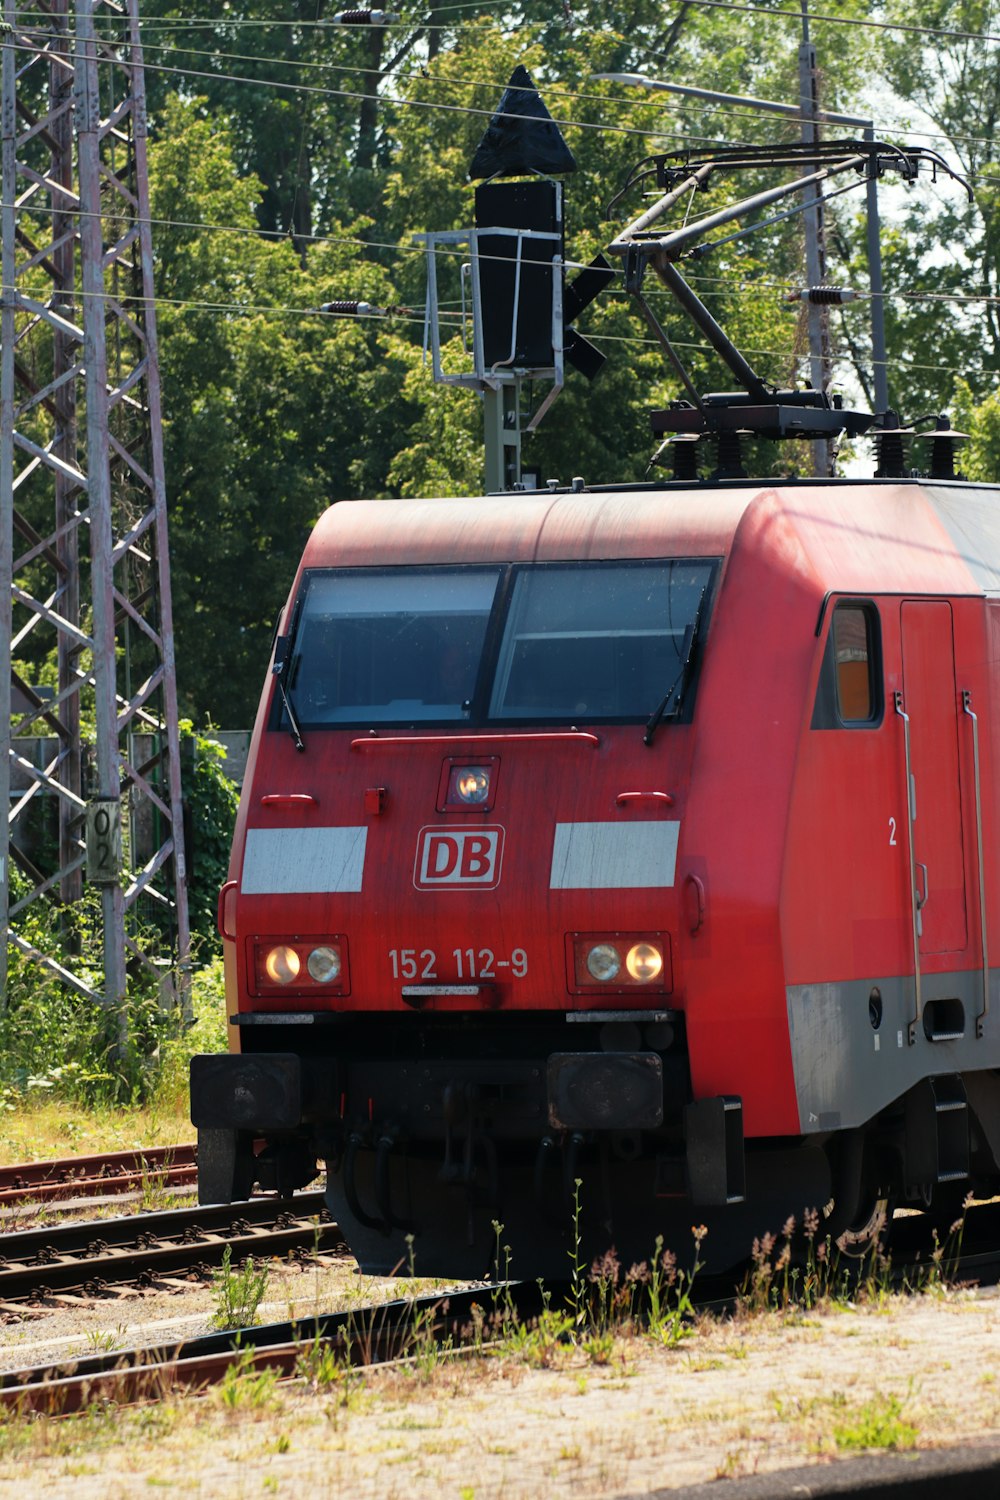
307, 945, 341, 983
455, 767, 490, 803
586, 943, 621, 982
265, 945, 300, 984
626, 942, 663, 982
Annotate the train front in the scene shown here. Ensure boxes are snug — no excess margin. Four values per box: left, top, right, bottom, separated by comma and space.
191, 489, 751, 1278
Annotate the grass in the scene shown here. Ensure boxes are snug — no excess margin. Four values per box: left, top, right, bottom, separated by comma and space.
830, 1391, 919, 1452
0, 1098, 193, 1166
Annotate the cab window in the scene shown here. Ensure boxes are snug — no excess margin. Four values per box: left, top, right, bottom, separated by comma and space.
812, 601, 882, 729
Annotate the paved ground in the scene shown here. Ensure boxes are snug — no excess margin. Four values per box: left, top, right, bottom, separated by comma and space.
0, 1270, 998, 1497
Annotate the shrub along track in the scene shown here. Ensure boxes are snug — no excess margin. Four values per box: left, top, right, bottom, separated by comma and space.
0, 1144, 198, 1209
2, 1202, 1000, 1421
0, 1191, 342, 1314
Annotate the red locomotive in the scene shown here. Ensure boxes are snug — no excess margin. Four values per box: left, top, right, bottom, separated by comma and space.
190, 471, 1000, 1276
190, 135, 1000, 1277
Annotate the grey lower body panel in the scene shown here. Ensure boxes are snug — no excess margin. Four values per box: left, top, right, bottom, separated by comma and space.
786, 966, 1000, 1132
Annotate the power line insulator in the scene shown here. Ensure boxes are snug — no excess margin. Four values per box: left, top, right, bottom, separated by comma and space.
328, 9, 400, 24
320, 300, 380, 317
787, 286, 859, 305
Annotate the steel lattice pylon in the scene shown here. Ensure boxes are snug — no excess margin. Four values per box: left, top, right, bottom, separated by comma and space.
0, 0, 189, 1030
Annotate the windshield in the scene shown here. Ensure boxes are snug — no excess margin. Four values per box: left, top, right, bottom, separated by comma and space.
286, 567, 501, 725
280, 558, 716, 729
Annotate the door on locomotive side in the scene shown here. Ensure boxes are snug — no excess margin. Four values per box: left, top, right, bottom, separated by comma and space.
898, 600, 968, 959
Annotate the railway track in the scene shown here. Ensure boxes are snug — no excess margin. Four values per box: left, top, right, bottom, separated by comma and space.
0, 1281, 526, 1415
0, 1144, 198, 1209
0, 1190, 342, 1311
3, 1201, 1000, 1417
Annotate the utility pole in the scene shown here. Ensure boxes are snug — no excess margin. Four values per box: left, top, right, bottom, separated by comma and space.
799, 0, 833, 474
1, 2, 189, 1028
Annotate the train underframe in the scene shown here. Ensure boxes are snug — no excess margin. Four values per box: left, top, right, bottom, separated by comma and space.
190, 1017, 1000, 1278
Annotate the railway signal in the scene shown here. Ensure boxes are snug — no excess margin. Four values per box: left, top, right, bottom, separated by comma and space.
418, 66, 613, 491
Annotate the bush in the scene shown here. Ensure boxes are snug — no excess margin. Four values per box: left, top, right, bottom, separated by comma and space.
180, 720, 240, 955
1, 723, 237, 1108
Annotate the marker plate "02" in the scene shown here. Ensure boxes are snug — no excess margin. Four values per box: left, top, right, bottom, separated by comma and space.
86, 798, 123, 885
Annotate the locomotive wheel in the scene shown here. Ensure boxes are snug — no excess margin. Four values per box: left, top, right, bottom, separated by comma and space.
834, 1194, 892, 1259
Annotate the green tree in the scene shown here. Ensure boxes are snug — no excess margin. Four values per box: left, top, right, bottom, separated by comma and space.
877, 0, 1000, 414
150, 97, 420, 724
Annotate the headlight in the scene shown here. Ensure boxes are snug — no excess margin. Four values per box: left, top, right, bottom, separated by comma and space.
307, 945, 341, 983
569, 933, 670, 993
586, 943, 622, 982
254, 936, 349, 993
264, 945, 300, 984
452, 766, 490, 804
626, 942, 663, 982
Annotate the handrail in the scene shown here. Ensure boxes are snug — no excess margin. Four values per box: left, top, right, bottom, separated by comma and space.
216, 880, 238, 943
351, 731, 599, 751
895, 691, 922, 1044
963, 690, 990, 1037
616, 790, 675, 806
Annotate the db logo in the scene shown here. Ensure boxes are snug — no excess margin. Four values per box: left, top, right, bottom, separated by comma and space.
414, 826, 505, 890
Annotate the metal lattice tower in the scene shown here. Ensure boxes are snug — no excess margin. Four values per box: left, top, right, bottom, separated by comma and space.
1, 0, 188, 1029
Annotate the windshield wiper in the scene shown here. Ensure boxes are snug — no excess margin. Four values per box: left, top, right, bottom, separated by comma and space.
272, 609, 305, 752
644, 587, 706, 747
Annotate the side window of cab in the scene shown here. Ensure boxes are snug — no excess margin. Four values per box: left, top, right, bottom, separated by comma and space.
811, 601, 883, 729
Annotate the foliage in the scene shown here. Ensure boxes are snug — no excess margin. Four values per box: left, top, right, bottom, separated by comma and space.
877, 0, 1000, 414
179, 722, 240, 953
830, 1391, 919, 1452
0, 881, 227, 1109
150, 955, 229, 1116
211, 1246, 271, 1331
1, 882, 172, 1102
953, 379, 1000, 481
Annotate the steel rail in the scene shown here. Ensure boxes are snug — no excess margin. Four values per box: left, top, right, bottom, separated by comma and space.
0, 1282, 547, 1415
0, 1191, 334, 1304
0, 1143, 198, 1207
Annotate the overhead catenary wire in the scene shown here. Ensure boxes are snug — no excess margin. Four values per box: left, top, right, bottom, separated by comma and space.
7, 173, 1000, 318
18, 0, 1000, 47
7, 190, 1000, 312
13, 20, 1000, 162
1, 276, 994, 389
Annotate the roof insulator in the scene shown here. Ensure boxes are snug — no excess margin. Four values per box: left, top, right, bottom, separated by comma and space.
923, 413, 969, 481
871, 411, 911, 479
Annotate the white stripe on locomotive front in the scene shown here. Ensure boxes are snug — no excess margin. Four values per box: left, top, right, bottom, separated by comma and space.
549, 821, 680, 890
242, 826, 368, 894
